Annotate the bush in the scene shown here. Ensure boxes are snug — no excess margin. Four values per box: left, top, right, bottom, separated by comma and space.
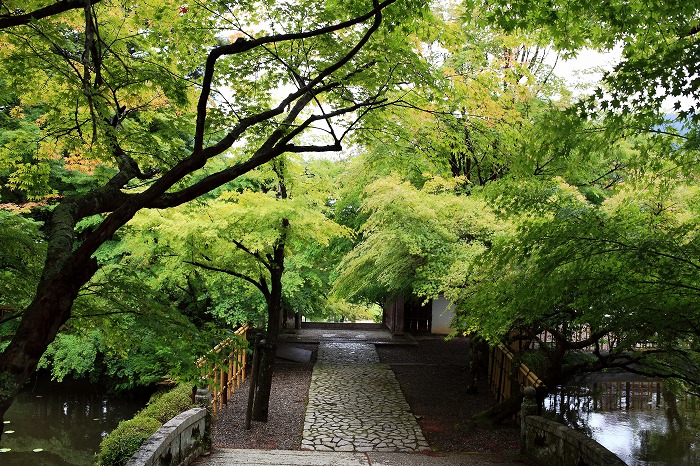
94, 416, 161, 466
140, 383, 195, 423
95, 384, 195, 465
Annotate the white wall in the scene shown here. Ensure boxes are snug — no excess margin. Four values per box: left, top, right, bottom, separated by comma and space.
431, 294, 455, 334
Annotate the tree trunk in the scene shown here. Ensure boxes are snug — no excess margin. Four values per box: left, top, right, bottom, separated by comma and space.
252, 215, 288, 421
0, 255, 98, 438
251, 309, 281, 422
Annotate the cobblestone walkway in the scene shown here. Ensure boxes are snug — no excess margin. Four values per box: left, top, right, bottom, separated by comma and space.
301, 342, 429, 452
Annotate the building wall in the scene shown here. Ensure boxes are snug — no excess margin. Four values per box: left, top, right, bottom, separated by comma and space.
431, 294, 455, 334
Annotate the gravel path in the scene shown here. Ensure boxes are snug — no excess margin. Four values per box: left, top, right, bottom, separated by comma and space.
377, 336, 522, 453
211, 336, 521, 454
212, 344, 317, 450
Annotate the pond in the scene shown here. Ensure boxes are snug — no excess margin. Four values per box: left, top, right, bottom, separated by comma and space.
0, 379, 149, 466
544, 377, 700, 466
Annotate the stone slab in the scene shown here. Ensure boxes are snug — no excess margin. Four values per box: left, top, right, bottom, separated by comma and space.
277, 343, 313, 363
196, 449, 369, 465
195, 449, 529, 466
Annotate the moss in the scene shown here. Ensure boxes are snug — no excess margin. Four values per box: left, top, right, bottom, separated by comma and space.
95, 384, 195, 465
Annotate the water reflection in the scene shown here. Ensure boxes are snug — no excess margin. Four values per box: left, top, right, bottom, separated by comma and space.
544, 379, 700, 465
0, 382, 147, 466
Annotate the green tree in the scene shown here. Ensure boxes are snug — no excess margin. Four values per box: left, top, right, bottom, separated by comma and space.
465, 0, 700, 120
452, 176, 700, 390
132, 159, 350, 419
0, 0, 431, 432
333, 174, 503, 306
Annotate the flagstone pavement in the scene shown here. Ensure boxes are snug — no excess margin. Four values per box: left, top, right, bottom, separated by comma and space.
301, 341, 429, 452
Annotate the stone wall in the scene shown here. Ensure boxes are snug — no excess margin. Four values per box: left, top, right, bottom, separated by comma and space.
523, 415, 626, 466
126, 407, 209, 466
519, 386, 625, 466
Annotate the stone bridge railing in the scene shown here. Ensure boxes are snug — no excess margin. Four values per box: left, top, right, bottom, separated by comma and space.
125, 406, 210, 466
520, 387, 626, 466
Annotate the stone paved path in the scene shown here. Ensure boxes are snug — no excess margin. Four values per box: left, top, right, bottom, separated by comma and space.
301, 342, 429, 452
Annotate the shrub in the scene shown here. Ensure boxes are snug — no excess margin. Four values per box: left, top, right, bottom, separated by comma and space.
95, 384, 195, 465
140, 383, 195, 423
94, 416, 161, 466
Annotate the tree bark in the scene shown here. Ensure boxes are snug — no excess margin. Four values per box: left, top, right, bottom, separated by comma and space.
252, 220, 288, 421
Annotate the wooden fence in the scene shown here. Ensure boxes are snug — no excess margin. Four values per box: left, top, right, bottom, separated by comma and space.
197, 324, 249, 414
488, 343, 543, 402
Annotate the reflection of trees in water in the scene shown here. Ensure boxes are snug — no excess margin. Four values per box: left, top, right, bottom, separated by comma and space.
545, 381, 700, 466
2, 389, 145, 466
663, 387, 684, 429
0, 429, 94, 465
548, 384, 594, 436
638, 422, 700, 465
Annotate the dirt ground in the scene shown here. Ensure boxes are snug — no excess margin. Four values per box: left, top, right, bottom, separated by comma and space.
377, 335, 522, 453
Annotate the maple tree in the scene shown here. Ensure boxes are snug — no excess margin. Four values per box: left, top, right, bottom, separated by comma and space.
0, 0, 431, 432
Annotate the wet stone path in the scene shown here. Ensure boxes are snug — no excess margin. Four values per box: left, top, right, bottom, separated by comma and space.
301, 342, 429, 452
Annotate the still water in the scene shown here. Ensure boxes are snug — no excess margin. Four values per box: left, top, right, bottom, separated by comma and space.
545, 379, 700, 466
0, 381, 147, 466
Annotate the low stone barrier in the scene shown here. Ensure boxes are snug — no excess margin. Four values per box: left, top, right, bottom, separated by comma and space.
521, 387, 625, 466
125, 407, 209, 466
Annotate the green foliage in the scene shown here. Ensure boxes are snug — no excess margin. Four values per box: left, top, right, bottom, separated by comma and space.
334, 174, 504, 304
36, 332, 102, 382
316, 299, 382, 323
94, 416, 161, 466
451, 173, 700, 385
118, 159, 352, 324
95, 384, 195, 466
0, 210, 44, 311
465, 0, 700, 120
139, 384, 195, 424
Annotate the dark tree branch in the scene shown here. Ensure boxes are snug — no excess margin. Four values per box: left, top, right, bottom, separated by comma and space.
186, 260, 270, 300
228, 238, 271, 271
193, 0, 393, 153
0, 0, 102, 29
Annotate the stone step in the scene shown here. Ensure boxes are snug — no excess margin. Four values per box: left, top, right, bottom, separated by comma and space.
196, 448, 527, 466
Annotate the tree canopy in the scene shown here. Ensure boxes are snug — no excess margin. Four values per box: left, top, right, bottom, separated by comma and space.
1, 0, 700, 434
0, 0, 434, 431
464, 0, 700, 119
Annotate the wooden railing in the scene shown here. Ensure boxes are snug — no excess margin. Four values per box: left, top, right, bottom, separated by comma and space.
197, 324, 250, 414
488, 343, 543, 402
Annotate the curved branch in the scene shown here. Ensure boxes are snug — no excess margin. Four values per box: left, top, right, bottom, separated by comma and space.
186, 260, 270, 300
193, 0, 393, 153
0, 0, 102, 29
229, 238, 271, 271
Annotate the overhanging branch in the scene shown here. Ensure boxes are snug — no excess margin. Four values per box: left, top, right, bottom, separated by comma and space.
186, 260, 270, 299
0, 0, 102, 29
193, 0, 393, 153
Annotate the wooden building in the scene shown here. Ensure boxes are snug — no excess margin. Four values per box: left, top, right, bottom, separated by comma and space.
383, 294, 455, 335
